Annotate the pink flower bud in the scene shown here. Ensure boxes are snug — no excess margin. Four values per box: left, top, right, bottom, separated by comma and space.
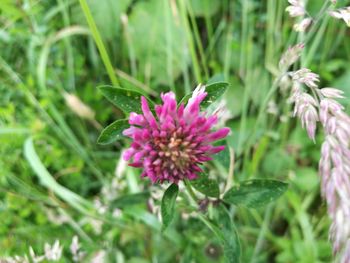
279, 43, 304, 71
320, 88, 344, 99
291, 68, 320, 88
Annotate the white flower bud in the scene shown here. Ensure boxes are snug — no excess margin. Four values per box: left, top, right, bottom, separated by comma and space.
293, 18, 312, 32
329, 7, 350, 27
286, 0, 306, 17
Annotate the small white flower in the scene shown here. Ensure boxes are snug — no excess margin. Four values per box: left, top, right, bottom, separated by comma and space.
70, 236, 85, 262
115, 151, 128, 179
112, 208, 122, 218
267, 100, 278, 115
329, 7, 350, 27
70, 236, 80, 255
286, 0, 306, 17
5, 256, 30, 263
90, 218, 103, 234
293, 18, 312, 32
29, 247, 45, 263
44, 240, 62, 261
94, 198, 107, 215
207, 99, 232, 127
91, 250, 107, 263
191, 83, 206, 99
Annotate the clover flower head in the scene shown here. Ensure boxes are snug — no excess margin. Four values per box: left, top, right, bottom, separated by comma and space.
123, 85, 230, 184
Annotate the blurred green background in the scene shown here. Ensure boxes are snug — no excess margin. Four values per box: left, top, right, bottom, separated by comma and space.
1, 0, 350, 262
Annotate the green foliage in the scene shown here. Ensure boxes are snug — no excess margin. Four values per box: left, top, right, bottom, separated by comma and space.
180, 81, 229, 107
161, 183, 179, 231
223, 180, 288, 208
199, 205, 241, 263
110, 192, 149, 209
201, 82, 230, 108
189, 0, 221, 17
97, 119, 129, 145
128, 0, 189, 85
190, 174, 220, 198
24, 138, 93, 213
0, 0, 344, 261
75, 0, 132, 40
215, 205, 241, 263
99, 85, 154, 114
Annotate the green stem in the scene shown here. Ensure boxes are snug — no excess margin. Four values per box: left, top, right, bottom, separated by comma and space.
254, 74, 285, 132
57, 0, 75, 91
237, 0, 253, 154
304, 1, 331, 45
242, 74, 285, 170
164, 0, 175, 92
184, 179, 198, 205
249, 204, 273, 263
303, 15, 330, 67
78, 0, 119, 86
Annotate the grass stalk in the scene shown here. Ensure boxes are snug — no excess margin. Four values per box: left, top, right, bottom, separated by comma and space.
78, 0, 119, 86
186, 0, 209, 80
57, 0, 75, 91
178, 0, 202, 84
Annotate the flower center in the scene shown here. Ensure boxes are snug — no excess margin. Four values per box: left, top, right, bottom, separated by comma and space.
153, 131, 192, 170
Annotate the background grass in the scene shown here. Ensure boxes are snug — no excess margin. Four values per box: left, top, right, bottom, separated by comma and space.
1, 0, 350, 262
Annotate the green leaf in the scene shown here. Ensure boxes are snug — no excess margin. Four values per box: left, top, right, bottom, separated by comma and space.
128, 0, 189, 85
161, 183, 179, 231
213, 143, 230, 168
224, 77, 244, 118
110, 192, 149, 209
98, 85, 154, 114
202, 82, 230, 107
24, 138, 93, 213
215, 205, 241, 263
223, 179, 288, 208
190, 174, 220, 198
179, 82, 229, 108
97, 119, 129, 145
198, 205, 241, 263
